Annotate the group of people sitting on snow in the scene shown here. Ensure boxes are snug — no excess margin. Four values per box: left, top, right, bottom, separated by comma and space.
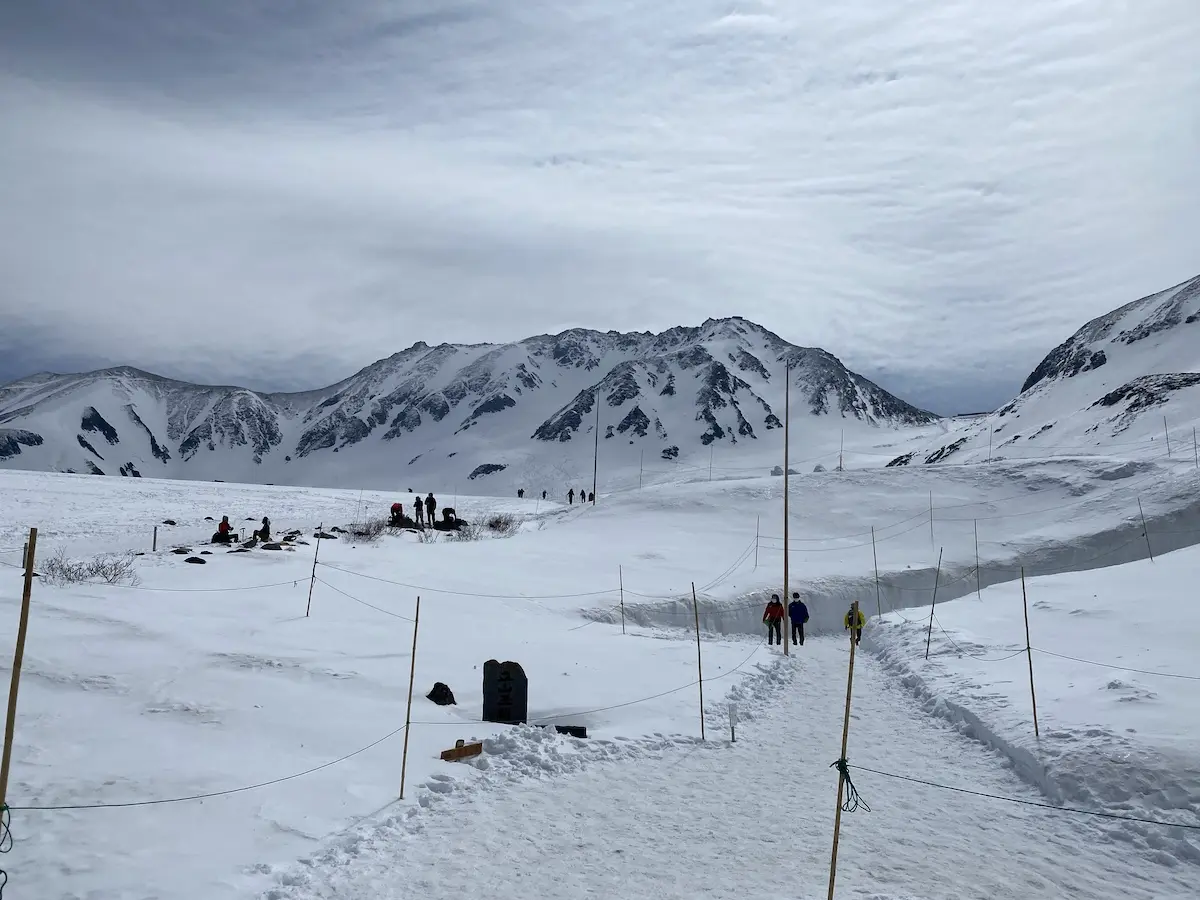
388, 492, 460, 529
762, 593, 866, 647
211, 515, 271, 544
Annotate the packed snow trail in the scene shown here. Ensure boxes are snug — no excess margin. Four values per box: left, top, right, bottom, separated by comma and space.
260, 638, 1198, 899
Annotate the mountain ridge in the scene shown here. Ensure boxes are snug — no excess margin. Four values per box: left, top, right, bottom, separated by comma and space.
0, 317, 938, 490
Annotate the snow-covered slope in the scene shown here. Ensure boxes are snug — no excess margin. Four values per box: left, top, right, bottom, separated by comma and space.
887, 273, 1200, 467
0, 319, 936, 490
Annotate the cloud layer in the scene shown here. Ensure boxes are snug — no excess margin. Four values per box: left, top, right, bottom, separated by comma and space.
1, 0, 1196, 412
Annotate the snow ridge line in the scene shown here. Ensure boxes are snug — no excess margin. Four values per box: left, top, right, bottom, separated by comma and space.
862, 635, 1200, 863
258, 653, 799, 899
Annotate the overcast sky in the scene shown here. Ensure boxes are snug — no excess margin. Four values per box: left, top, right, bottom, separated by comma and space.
0, 1, 1196, 414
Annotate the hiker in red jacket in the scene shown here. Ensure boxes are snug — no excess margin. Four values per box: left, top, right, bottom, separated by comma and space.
763, 594, 785, 646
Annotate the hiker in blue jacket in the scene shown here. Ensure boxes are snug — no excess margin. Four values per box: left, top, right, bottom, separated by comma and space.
788, 591, 809, 646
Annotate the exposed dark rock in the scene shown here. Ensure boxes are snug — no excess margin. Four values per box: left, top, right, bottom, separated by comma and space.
426, 682, 456, 706
662, 445, 680, 460
184, 556, 206, 564
886, 452, 915, 467
171, 548, 192, 555
924, 437, 968, 464
81, 407, 120, 444
1091, 374, 1200, 430
615, 406, 650, 438
77, 434, 103, 460
86, 460, 105, 475
468, 463, 507, 480
659, 374, 676, 396
162, 519, 177, 526
125, 404, 170, 462
119, 462, 141, 477
314, 532, 338, 540
458, 393, 516, 431
0, 429, 43, 460
201, 551, 212, 555
260, 542, 285, 550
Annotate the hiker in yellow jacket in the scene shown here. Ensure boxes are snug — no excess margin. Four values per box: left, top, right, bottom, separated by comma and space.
844, 605, 866, 645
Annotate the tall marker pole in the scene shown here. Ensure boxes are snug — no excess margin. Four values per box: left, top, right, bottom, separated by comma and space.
871, 526, 881, 619
691, 583, 705, 740
306, 526, 322, 617
782, 359, 791, 656
1137, 497, 1154, 562
754, 515, 760, 570
639, 448, 644, 490
619, 565, 626, 635
924, 547, 943, 660
974, 519, 981, 600
929, 491, 934, 549
827, 600, 860, 900
1020, 570, 1040, 737
1164, 416, 1171, 458
399, 596, 421, 799
0, 528, 37, 812
592, 389, 600, 504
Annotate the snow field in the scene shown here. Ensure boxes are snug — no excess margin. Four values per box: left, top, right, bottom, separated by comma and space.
0, 455, 1198, 897
868, 545, 1200, 866
261, 638, 1200, 900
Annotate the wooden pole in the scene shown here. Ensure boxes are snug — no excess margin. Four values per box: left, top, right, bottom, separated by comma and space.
691, 582, 705, 741
399, 596, 421, 799
924, 547, 944, 660
619, 566, 626, 635
1164, 416, 1171, 458
1020, 569, 1039, 738
592, 390, 600, 504
974, 519, 981, 600
1137, 497, 1154, 562
827, 599, 860, 900
755, 515, 760, 570
306, 527, 322, 617
871, 526, 881, 620
0, 527, 37, 811
782, 360, 790, 656
153, 525, 158, 552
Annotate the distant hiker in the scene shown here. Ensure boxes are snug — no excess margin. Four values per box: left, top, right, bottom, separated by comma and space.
542, 490, 547, 500
763, 594, 785, 646
788, 592, 810, 646
844, 605, 866, 645
211, 515, 234, 544
568, 488, 575, 504
389, 502, 404, 526
253, 516, 271, 542
517, 488, 524, 498
425, 493, 437, 522
413, 501, 424, 527
587, 491, 594, 503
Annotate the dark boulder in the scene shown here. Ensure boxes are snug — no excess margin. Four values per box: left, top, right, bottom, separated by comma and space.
170, 548, 192, 555
184, 557, 206, 564
260, 542, 285, 551
162, 519, 177, 526
426, 682, 456, 706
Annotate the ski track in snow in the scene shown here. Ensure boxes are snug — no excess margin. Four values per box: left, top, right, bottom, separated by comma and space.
259, 640, 1199, 900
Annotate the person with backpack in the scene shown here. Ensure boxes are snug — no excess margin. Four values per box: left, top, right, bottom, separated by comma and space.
567, 488, 575, 504
413, 498, 424, 527
425, 493, 437, 523
763, 594, 785, 646
844, 604, 866, 645
788, 591, 810, 646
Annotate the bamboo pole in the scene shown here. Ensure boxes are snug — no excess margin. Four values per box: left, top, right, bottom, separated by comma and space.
619, 566, 626, 635
1137, 497, 1154, 562
1164, 416, 1171, 458
924, 547, 944, 660
871, 526, 881, 620
827, 600, 860, 900
692, 583, 705, 741
592, 390, 600, 504
1195, 427, 1199, 468
306, 527, 322, 617
782, 360, 790, 656
754, 515, 760, 570
153, 525, 158, 552
0, 528, 37, 810
1020, 569, 1039, 738
399, 595, 421, 799
974, 519, 981, 600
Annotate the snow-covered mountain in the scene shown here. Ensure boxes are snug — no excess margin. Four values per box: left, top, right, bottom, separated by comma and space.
888, 273, 1200, 467
0, 318, 936, 491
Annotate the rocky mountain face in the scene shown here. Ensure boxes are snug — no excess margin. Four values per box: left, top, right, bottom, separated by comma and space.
888, 273, 1200, 467
0, 318, 935, 488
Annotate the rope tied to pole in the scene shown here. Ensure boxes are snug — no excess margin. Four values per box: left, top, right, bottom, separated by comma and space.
830, 758, 870, 813
0, 803, 11, 898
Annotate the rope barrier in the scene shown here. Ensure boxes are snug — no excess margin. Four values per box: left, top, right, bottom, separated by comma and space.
830, 758, 870, 813
1030, 647, 1200, 681
312, 577, 415, 622
9, 724, 408, 811
314, 562, 616, 600
849, 764, 1200, 831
